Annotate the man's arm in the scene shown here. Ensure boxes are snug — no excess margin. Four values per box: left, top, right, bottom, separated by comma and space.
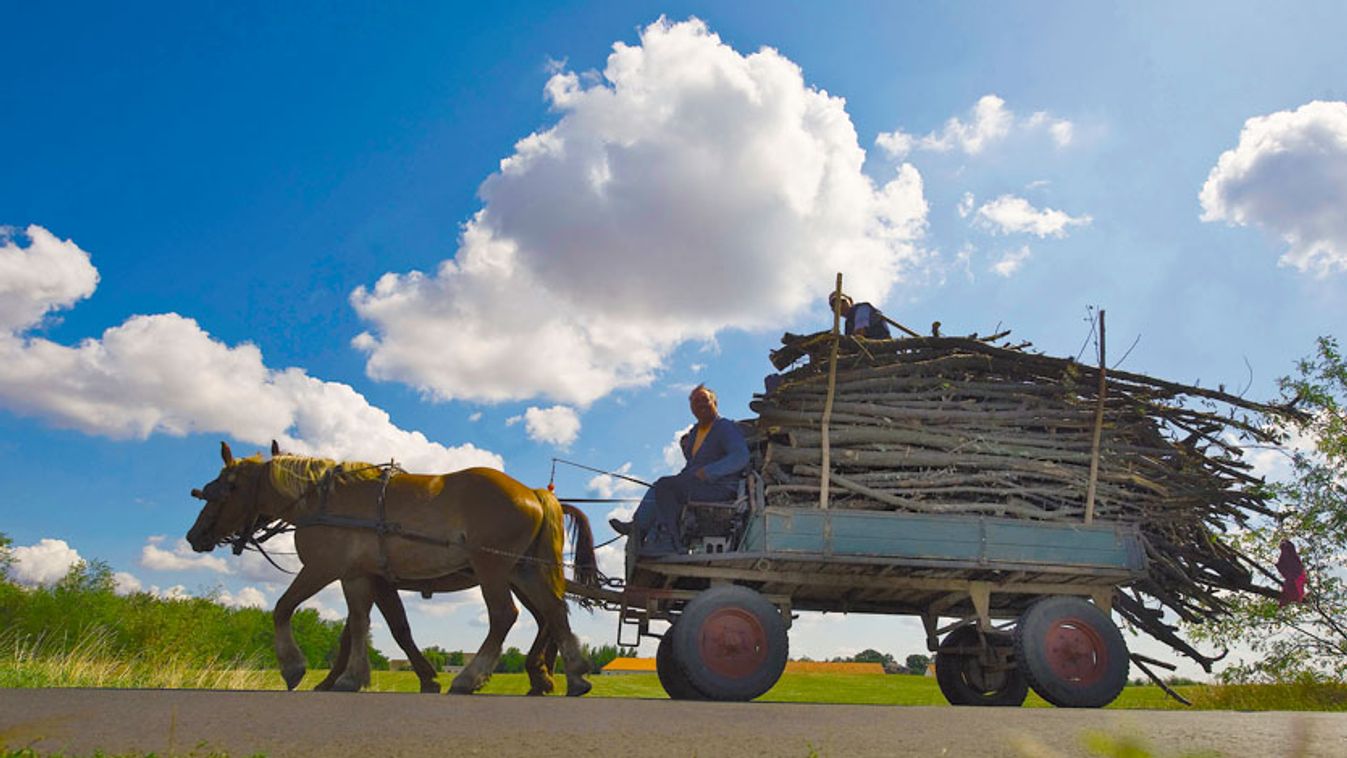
697, 419, 750, 480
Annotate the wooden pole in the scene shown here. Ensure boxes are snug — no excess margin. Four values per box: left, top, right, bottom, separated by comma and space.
819, 273, 843, 510
1084, 309, 1106, 525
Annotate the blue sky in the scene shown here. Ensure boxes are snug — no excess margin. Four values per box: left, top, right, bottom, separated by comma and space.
3, 2, 1346, 677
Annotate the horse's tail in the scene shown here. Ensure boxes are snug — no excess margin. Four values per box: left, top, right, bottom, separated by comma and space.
561, 503, 598, 588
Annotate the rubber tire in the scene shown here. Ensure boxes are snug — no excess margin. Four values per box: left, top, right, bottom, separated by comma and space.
656, 630, 706, 700
671, 585, 788, 702
934, 626, 1029, 707
1014, 596, 1129, 708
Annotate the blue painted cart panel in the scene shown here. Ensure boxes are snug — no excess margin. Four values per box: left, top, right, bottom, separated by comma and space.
739, 507, 1145, 574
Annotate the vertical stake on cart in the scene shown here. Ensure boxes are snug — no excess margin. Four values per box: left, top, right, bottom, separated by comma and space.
820, 273, 843, 512
1084, 309, 1107, 525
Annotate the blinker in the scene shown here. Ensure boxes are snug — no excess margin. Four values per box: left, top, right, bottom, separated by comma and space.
191, 488, 205, 500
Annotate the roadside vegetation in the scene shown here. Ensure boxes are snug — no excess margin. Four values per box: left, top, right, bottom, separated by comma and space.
1188, 337, 1347, 683
0, 551, 345, 688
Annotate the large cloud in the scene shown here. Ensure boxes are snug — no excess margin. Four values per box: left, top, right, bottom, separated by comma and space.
351, 17, 928, 406
0, 227, 501, 472
9, 538, 83, 586
1200, 100, 1347, 275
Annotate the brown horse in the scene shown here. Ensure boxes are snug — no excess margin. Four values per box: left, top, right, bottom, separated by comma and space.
186, 442, 597, 696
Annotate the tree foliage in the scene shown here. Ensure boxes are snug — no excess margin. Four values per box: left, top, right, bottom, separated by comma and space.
904, 654, 931, 675
1189, 336, 1347, 681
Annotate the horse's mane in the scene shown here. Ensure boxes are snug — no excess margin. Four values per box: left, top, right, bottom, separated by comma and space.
267, 454, 392, 500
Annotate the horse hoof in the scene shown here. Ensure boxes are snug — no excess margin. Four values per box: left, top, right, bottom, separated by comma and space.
448, 684, 476, 695
313, 679, 335, 692
332, 675, 361, 692
421, 681, 442, 694
281, 666, 306, 691
566, 679, 592, 698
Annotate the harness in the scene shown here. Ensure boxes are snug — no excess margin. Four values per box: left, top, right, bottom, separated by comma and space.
226, 459, 613, 596
232, 460, 456, 583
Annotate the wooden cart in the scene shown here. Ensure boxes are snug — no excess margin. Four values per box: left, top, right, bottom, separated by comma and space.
568, 471, 1148, 707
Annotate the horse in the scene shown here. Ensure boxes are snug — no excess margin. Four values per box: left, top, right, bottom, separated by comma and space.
186, 441, 598, 696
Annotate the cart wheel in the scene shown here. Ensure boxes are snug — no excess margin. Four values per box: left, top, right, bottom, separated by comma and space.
1014, 596, 1128, 708
656, 629, 706, 700
672, 585, 788, 702
935, 626, 1028, 707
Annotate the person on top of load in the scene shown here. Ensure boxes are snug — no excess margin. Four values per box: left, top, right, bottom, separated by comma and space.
829, 292, 892, 339
609, 384, 749, 556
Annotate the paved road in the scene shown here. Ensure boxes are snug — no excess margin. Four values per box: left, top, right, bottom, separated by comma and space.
2, 689, 1344, 757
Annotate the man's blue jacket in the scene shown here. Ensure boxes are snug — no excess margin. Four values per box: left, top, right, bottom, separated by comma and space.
679, 417, 750, 488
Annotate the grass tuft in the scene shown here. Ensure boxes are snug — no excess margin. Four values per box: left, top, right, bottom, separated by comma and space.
0, 629, 269, 691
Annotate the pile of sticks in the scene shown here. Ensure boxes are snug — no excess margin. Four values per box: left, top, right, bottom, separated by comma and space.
754, 328, 1300, 668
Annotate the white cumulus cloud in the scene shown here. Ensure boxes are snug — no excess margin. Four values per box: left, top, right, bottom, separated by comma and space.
876, 95, 1074, 159
141, 535, 233, 574
10, 538, 82, 586
0, 226, 502, 473
113, 571, 143, 595
0, 226, 99, 333
1199, 100, 1347, 275
350, 17, 928, 406
218, 586, 269, 609
974, 195, 1092, 238
511, 405, 581, 447
587, 462, 646, 499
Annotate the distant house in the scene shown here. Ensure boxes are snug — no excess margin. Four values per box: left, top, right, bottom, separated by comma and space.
600, 658, 884, 675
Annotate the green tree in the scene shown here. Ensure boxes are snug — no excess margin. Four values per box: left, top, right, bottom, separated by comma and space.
1189, 337, 1347, 681
422, 645, 449, 672
447, 650, 465, 667
0, 531, 13, 581
904, 654, 931, 675
495, 646, 526, 673
851, 648, 896, 669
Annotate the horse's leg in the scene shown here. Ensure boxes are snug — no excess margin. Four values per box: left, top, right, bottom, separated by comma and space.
332, 575, 375, 692
449, 576, 518, 695
513, 589, 554, 696
273, 565, 339, 690
372, 578, 440, 694
314, 623, 352, 691
512, 569, 591, 697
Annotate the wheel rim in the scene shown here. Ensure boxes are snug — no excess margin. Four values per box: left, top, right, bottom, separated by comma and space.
696, 607, 768, 679
1043, 617, 1107, 685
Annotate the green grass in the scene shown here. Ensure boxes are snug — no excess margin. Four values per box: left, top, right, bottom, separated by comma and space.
0, 630, 270, 691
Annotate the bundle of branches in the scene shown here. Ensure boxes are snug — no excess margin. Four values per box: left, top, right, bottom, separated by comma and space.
754, 328, 1302, 669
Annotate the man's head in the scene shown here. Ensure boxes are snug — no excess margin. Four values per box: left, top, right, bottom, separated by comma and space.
689, 384, 718, 425
828, 292, 854, 316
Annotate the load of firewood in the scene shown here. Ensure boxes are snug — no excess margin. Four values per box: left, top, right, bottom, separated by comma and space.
753, 327, 1300, 669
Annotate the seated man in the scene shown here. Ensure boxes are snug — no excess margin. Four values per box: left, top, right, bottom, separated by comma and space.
610, 384, 749, 556
830, 292, 892, 339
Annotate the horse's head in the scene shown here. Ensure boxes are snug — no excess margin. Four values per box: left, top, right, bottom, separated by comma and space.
186, 441, 264, 552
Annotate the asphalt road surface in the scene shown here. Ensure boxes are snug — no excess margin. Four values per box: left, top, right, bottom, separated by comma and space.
2, 689, 1344, 757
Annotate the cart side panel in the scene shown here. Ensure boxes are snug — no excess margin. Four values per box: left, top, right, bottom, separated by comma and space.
741, 507, 1144, 573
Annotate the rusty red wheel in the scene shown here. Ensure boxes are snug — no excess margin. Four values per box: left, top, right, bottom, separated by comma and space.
697, 607, 769, 679
1043, 617, 1109, 686
1015, 596, 1128, 708
672, 586, 787, 701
